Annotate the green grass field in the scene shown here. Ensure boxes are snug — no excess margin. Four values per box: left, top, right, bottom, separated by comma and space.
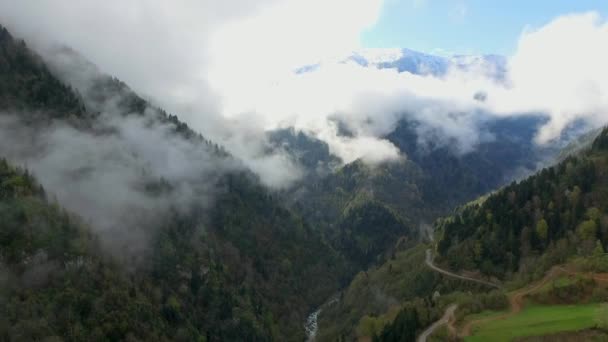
465, 303, 604, 342
464, 309, 508, 322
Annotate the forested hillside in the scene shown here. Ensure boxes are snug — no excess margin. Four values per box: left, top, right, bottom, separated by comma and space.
286, 115, 557, 272
0, 27, 88, 123
319, 128, 608, 341
436, 127, 608, 279
313, 125, 608, 341
290, 159, 425, 269
0, 25, 348, 341
267, 127, 340, 179
0, 158, 169, 341
386, 116, 556, 211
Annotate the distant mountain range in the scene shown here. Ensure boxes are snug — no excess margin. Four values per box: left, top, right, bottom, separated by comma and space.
297, 48, 507, 79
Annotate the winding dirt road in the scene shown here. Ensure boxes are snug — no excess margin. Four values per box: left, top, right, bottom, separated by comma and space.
417, 249, 501, 341
417, 304, 458, 342
421, 249, 608, 340
460, 266, 608, 337
425, 249, 501, 289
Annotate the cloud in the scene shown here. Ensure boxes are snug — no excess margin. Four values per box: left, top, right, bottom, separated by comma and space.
203, 9, 608, 163
492, 12, 608, 142
210, 57, 500, 161
1, 1, 607, 185
233, 11, 608, 158
0, 110, 239, 265
0, 0, 383, 186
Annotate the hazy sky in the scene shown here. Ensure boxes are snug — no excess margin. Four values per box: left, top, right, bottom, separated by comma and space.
363, 0, 608, 55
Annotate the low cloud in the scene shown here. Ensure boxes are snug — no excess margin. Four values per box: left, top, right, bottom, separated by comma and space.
0, 2, 607, 185
240, 11, 608, 160
495, 12, 608, 142
0, 0, 384, 183
0, 110, 238, 265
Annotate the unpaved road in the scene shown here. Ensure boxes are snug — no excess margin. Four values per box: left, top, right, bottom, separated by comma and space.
461, 266, 608, 337
417, 304, 458, 342
421, 249, 608, 339
425, 249, 501, 289
460, 267, 559, 336
418, 249, 500, 341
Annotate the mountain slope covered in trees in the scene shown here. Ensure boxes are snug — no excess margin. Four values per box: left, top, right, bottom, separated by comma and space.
319, 127, 608, 341
0, 25, 349, 341
0, 158, 169, 341
368, 128, 608, 341
435, 127, 608, 279
282, 114, 560, 271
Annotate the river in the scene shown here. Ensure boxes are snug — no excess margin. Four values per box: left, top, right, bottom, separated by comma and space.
304, 295, 340, 341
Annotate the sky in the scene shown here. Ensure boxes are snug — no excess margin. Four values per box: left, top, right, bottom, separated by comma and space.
363, 0, 608, 55
1, 0, 608, 188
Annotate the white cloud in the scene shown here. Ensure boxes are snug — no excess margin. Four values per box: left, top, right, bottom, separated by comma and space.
202, 8, 608, 165
491, 12, 608, 142
207, 0, 383, 120
215, 10, 608, 160
1, 2, 608, 185
0, 111, 238, 264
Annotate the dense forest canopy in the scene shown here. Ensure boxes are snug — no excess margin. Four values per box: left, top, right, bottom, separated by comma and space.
436, 127, 608, 278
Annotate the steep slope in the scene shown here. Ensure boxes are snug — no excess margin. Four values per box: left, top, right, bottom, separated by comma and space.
316, 245, 440, 340
0, 25, 347, 341
319, 126, 608, 341
290, 159, 425, 269
315, 244, 503, 341
556, 126, 603, 161
0, 27, 90, 126
285, 115, 557, 272
267, 127, 340, 179
387, 116, 555, 211
0, 159, 173, 341
436, 126, 608, 279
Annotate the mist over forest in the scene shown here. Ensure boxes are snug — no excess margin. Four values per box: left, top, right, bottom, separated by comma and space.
0, 1, 607, 341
